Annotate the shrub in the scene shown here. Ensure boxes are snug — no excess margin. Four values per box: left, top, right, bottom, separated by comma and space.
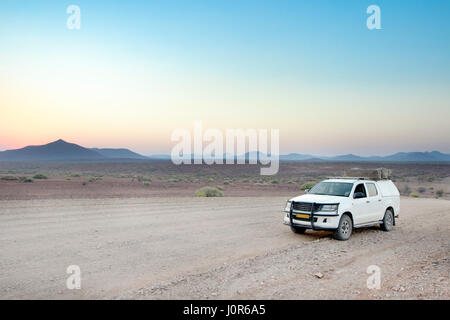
88, 176, 102, 183
143, 181, 151, 187
137, 175, 152, 182
418, 187, 426, 194
409, 193, 419, 198
436, 189, 444, 198
33, 174, 47, 179
216, 186, 224, 191
195, 187, 223, 197
207, 177, 215, 182
300, 181, 316, 191
271, 180, 279, 184
1, 176, 18, 181
71, 174, 81, 178
82, 182, 87, 186
23, 178, 34, 183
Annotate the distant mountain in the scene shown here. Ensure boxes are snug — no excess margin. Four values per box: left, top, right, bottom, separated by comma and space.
91, 148, 147, 159
0, 139, 105, 161
148, 151, 450, 162
241, 151, 266, 162
1, 140, 449, 162
381, 151, 450, 162
273, 151, 450, 162
148, 154, 172, 160
279, 153, 315, 161
326, 154, 365, 161
320, 151, 450, 162
321, 153, 365, 162
0, 139, 146, 161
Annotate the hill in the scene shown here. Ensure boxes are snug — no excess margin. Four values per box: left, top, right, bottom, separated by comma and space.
0, 139, 104, 161
0, 139, 147, 161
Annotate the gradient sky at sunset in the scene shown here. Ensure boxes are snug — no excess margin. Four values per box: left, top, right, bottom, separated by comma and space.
1, 0, 449, 155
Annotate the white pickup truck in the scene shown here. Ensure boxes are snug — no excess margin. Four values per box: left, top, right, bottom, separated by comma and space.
283, 178, 400, 240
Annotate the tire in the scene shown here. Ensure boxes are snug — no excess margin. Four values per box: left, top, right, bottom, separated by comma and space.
333, 214, 353, 241
380, 209, 394, 232
291, 226, 307, 234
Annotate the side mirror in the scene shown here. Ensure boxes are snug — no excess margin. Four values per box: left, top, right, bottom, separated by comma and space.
304, 189, 310, 194
354, 192, 365, 199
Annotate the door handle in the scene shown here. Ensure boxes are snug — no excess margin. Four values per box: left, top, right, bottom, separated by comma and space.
366, 200, 370, 203
378, 199, 382, 202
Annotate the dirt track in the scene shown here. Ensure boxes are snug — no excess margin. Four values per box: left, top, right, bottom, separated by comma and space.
0, 197, 448, 299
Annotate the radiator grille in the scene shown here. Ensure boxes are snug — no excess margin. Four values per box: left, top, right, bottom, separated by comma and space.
292, 202, 313, 212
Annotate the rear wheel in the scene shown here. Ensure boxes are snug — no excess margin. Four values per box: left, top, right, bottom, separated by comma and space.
380, 209, 394, 231
291, 226, 307, 234
333, 214, 353, 241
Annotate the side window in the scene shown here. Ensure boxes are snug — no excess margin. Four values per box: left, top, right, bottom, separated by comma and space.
366, 183, 378, 197
354, 183, 367, 198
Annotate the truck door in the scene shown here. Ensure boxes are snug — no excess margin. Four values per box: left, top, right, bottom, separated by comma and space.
351, 183, 370, 225
365, 182, 384, 222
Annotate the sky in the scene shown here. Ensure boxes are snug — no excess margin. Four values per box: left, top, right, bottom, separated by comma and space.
1, 0, 449, 156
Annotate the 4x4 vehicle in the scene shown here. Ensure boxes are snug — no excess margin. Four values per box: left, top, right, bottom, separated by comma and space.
283, 177, 400, 240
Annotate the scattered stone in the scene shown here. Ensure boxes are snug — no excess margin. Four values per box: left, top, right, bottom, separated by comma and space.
314, 272, 324, 279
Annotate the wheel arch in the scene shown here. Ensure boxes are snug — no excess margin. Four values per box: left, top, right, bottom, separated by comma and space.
342, 211, 354, 226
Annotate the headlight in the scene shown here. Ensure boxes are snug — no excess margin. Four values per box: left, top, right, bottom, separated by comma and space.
318, 204, 339, 212
284, 201, 292, 212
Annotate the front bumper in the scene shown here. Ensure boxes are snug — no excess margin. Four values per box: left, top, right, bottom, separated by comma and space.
283, 214, 340, 230
283, 201, 340, 231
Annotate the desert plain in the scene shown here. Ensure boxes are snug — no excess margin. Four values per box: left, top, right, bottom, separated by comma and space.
0, 161, 448, 299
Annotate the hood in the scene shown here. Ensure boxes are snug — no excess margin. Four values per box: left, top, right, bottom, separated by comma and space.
289, 194, 347, 204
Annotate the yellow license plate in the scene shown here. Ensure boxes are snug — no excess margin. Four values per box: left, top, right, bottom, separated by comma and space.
295, 214, 310, 219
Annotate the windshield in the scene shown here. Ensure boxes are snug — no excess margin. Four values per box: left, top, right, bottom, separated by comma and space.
308, 182, 353, 197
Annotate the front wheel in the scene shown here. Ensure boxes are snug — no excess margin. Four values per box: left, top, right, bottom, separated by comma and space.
380, 209, 394, 231
333, 214, 353, 241
291, 226, 307, 234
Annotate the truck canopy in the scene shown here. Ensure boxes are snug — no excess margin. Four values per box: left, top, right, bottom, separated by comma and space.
377, 180, 400, 197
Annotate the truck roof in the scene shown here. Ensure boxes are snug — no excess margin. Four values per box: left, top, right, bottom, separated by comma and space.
324, 178, 371, 183
324, 178, 386, 184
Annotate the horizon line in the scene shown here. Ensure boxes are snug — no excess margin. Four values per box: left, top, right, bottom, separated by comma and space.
0, 138, 449, 158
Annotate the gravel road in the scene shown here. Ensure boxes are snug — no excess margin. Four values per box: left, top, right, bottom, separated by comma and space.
0, 197, 448, 299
